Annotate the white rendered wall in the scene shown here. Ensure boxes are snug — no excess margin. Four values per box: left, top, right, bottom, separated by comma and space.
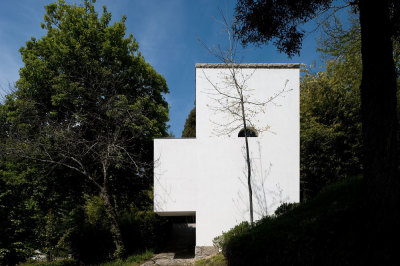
154, 139, 197, 215
196, 66, 299, 140
154, 64, 300, 246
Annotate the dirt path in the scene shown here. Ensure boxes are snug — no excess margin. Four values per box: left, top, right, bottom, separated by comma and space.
141, 252, 195, 265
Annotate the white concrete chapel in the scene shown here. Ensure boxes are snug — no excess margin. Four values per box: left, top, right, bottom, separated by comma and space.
154, 63, 300, 248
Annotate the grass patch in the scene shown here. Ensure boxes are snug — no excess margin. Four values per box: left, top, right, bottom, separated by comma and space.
195, 253, 227, 266
100, 250, 154, 266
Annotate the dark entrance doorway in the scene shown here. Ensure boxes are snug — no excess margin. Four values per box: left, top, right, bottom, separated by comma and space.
164, 216, 196, 259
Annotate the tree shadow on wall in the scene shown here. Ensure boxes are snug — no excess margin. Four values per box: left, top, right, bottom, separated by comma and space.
234, 140, 288, 220
153, 155, 174, 213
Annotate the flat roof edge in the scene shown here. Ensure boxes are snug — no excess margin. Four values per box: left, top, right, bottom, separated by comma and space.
195, 63, 302, 69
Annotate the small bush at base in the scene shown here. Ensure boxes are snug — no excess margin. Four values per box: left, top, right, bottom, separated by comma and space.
223, 178, 376, 265
19, 258, 77, 266
212, 221, 250, 254
195, 253, 227, 266
100, 250, 154, 266
274, 202, 299, 216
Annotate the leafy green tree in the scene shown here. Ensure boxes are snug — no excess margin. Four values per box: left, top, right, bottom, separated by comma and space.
2, 0, 169, 259
1, 115, 87, 264
0, 160, 37, 265
181, 107, 196, 138
1, 98, 71, 264
300, 18, 363, 200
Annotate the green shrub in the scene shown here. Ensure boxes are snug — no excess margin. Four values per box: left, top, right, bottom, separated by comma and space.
0, 243, 34, 266
195, 253, 226, 266
223, 178, 379, 266
274, 202, 299, 216
212, 221, 250, 254
100, 250, 154, 266
124, 250, 153, 264
68, 220, 114, 264
119, 208, 170, 254
19, 258, 77, 266
67, 200, 169, 264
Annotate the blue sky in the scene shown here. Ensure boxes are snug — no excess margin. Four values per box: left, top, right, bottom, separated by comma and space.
0, 0, 341, 136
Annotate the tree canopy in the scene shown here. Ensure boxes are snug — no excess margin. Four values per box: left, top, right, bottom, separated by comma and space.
181, 107, 196, 138
1, 0, 169, 262
235, 0, 333, 57
301, 17, 363, 200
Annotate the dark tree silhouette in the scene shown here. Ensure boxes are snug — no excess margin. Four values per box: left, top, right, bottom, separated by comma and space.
235, 0, 399, 259
236, 0, 399, 204
181, 107, 196, 138
235, 0, 332, 57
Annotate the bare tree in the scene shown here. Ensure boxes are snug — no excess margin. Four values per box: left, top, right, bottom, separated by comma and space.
199, 11, 291, 226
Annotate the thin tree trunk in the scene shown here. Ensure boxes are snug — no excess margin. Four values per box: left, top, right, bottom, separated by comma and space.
101, 186, 126, 259
359, 0, 399, 261
244, 132, 254, 227
240, 98, 254, 227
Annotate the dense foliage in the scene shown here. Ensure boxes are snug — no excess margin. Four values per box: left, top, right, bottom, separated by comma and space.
300, 18, 363, 200
301, 17, 400, 200
20, 258, 77, 266
235, 0, 333, 57
0, 0, 170, 264
181, 107, 196, 138
235, 2, 400, 243
222, 178, 375, 265
212, 221, 250, 254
